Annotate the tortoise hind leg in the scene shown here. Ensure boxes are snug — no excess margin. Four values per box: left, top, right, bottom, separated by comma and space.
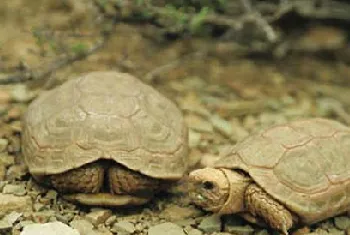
50, 162, 104, 193
108, 164, 160, 196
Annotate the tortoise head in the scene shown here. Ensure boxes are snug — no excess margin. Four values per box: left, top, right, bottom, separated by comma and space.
188, 168, 251, 214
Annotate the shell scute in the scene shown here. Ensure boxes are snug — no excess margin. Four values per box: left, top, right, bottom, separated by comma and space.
214, 118, 350, 223
22, 71, 188, 179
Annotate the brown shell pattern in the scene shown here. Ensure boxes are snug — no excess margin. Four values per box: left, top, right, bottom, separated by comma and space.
22, 71, 188, 180
214, 118, 350, 223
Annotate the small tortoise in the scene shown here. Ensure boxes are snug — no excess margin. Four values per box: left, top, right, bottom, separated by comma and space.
22, 71, 188, 206
189, 118, 350, 234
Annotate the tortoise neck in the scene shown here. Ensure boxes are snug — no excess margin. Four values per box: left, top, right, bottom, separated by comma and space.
218, 169, 251, 215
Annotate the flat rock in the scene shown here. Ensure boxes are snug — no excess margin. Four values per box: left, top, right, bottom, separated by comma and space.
224, 225, 255, 235
185, 114, 213, 133
148, 222, 186, 235
4, 211, 22, 224
0, 90, 11, 104
20, 221, 79, 235
0, 193, 32, 218
3, 184, 27, 196
0, 220, 12, 231
11, 85, 32, 102
198, 215, 222, 233
70, 219, 99, 235
0, 138, 8, 152
254, 229, 270, 235
86, 209, 112, 226
186, 228, 203, 235
31, 211, 56, 223
334, 216, 350, 230
111, 221, 135, 234
188, 130, 202, 148
210, 115, 232, 138
160, 205, 201, 221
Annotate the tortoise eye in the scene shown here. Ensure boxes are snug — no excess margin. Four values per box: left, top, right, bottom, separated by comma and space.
202, 181, 214, 190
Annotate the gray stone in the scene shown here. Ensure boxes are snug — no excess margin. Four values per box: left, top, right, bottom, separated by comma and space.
0, 138, 8, 152
104, 215, 116, 226
334, 216, 350, 230
3, 184, 26, 196
225, 225, 255, 235
20, 221, 79, 235
111, 221, 135, 234
210, 114, 233, 137
11, 85, 32, 102
31, 211, 56, 223
188, 130, 202, 148
4, 211, 22, 224
70, 219, 99, 235
160, 204, 202, 222
186, 228, 203, 235
327, 228, 344, 235
148, 222, 186, 235
0, 220, 11, 231
198, 215, 221, 233
0, 153, 15, 167
0, 193, 32, 218
254, 229, 270, 235
185, 114, 213, 133
86, 209, 112, 226
16, 220, 34, 230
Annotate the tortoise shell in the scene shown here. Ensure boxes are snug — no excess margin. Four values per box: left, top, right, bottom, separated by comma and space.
214, 118, 350, 223
22, 71, 188, 180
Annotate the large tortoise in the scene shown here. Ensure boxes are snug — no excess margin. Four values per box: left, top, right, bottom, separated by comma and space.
22, 71, 188, 206
189, 118, 350, 234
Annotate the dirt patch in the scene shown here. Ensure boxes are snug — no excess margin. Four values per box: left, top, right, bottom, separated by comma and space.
1, 0, 350, 235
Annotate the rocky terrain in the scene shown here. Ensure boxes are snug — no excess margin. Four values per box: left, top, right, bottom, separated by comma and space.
1, 0, 350, 234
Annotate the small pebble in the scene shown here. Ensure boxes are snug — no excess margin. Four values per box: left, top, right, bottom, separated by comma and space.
105, 215, 117, 226
210, 114, 232, 138
3, 184, 27, 196
4, 211, 22, 224
188, 130, 202, 148
254, 229, 270, 235
20, 221, 79, 235
148, 222, 186, 235
198, 215, 222, 233
0, 220, 12, 231
0, 138, 8, 152
70, 219, 97, 235
185, 114, 213, 133
31, 211, 56, 223
0, 90, 11, 104
186, 228, 203, 235
111, 221, 135, 234
334, 216, 350, 230
160, 204, 202, 221
0, 193, 32, 218
224, 225, 255, 235
11, 85, 32, 103
86, 209, 112, 226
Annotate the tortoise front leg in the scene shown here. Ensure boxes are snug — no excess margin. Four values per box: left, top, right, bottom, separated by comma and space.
244, 184, 294, 235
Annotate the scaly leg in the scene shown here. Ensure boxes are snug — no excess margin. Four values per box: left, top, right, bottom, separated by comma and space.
108, 164, 160, 196
50, 162, 104, 193
244, 184, 294, 235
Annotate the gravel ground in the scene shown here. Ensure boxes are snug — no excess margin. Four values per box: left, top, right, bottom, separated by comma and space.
1, 1, 350, 235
